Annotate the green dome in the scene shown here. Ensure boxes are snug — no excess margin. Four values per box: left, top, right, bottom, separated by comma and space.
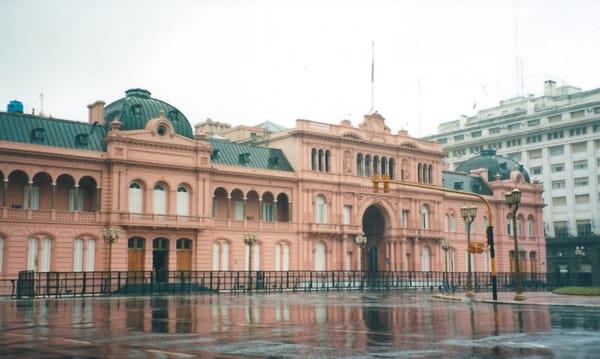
104, 89, 193, 138
456, 149, 530, 183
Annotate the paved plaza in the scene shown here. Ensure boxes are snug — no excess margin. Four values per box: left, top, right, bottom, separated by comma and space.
0, 291, 599, 358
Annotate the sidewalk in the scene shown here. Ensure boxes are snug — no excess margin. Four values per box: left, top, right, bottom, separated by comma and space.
434, 291, 600, 308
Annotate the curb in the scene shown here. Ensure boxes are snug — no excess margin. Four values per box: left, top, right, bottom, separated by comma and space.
475, 299, 600, 308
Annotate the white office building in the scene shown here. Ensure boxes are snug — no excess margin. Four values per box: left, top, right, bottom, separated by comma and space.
426, 80, 600, 238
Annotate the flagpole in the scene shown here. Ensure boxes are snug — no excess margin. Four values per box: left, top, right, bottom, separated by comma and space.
370, 41, 375, 113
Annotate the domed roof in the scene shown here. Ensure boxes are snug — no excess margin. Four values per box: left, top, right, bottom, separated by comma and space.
455, 149, 530, 183
104, 89, 193, 138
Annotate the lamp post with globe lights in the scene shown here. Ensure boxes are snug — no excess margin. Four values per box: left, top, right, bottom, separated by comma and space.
441, 239, 451, 291
461, 206, 477, 297
506, 188, 525, 301
102, 228, 119, 271
243, 233, 259, 292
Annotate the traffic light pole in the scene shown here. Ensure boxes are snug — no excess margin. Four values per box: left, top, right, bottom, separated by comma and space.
373, 175, 498, 301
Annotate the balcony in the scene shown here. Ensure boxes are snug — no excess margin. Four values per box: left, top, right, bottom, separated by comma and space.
118, 213, 211, 229
1, 208, 102, 223
210, 218, 293, 231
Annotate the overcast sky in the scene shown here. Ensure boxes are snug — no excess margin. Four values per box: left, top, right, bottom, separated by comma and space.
1, 0, 600, 137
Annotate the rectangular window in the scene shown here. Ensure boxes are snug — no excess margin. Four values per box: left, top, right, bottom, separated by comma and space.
343, 205, 351, 225
574, 177, 589, 187
454, 134, 465, 141
531, 167, 542, 175
550, 146, 564, 156
569, 127, 587, 137
573, 160, 588, 170
438, 138, 448, 144
507, 123, 521, 131
551, 180, 565, 189
73, 239, 83, 272
526, 135, 542, 144
548, 114, 562, 123
594, 124, 600, 133
596, 140, 600, 149
575, 194, 590, 204
554, 221, 569, 237
594, 107, 600, 114
547, 131, 564, 140
570, 110, 584, 119
401, 210, 409, 228
506, 139, 522, 147
576, 220, 592, 236
552, 197, 566, 206
571, 142, 588, 153
528, 149, 542, 160
551, 163, 565, 173
489, 127, 501, 135
598, 175, 600, 184
527, 119, 540, 127
471, 130, 482, 138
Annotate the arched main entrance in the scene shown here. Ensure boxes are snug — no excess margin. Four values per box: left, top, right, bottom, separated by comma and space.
361, 204, 388, 272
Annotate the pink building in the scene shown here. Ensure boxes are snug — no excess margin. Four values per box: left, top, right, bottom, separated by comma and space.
0, 89, 546, 278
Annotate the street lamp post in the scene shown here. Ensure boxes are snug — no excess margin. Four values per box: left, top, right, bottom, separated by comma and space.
441, 239, 451, 291
243, 233, 259, 292
506, 188, 525, 301
354, 234, 368, 287
102, 228, 119, 271
575, 246, 586, 285
461, 206, 477, 297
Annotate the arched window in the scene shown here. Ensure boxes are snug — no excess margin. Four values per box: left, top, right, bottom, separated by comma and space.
315, 195, 327, 224
365, 155, 372, 176
153, 184, 167, 215
445, 214, 450, 232
373, 155, 380, 175
212, 241, 229, 271
527, 216, 534, 237
325, 150, 331, 172
423, 164, 428, 184
381, 156, 387, 175
421, 204, 430, 229
318, 149, 324, 171
176, 186, 189, 216
275, 242, 290, 271
517, 215, 523, 236
421, 246, 431, 271
128, 181, 143, 213
356, 153, 364, 176
450, 215, 457, 232
311, 148, 318, 171
389, 158, 396, 179
506, 215, 513, 235
314, 242, 326, 271
418, 164, 422, 183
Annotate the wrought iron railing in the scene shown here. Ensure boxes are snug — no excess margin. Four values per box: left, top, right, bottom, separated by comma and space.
0, 270, 589, 299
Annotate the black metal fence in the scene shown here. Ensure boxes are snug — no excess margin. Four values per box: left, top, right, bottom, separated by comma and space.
0, 270, 592, 299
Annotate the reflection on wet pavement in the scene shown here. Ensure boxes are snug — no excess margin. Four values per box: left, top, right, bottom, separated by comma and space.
0, 292, 599, 358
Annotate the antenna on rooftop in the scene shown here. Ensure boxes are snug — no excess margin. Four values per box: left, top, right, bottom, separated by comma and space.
39, 92, 44, 116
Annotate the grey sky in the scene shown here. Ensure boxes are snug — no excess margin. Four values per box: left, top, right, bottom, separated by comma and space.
1, 0, 599, 136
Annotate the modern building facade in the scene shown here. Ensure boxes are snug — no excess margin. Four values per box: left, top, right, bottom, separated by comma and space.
425, 80, 600, 280
0, 89, 545, 279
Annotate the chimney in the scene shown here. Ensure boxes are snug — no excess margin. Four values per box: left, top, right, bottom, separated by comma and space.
544, 80, 556, 97
87, 100, 106, 125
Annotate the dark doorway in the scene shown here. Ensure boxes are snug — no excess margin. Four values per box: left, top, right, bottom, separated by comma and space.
362, 205, 387, 272
153, 238, 169, 283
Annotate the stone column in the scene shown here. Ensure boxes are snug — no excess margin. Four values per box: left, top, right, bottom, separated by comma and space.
51, 182, 56, 210
2, 178, 7, 207
27, 181, 33, 209
288, 201, 293, 222
226, 195, 231, 219
74, 184, 80, 211
258, 198, 263, 222
96, 187, 101, 211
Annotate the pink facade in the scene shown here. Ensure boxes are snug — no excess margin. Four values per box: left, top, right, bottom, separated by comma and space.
0, 91, 546, 278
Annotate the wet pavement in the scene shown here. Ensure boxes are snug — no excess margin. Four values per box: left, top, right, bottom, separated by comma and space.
0, 291, 599, 358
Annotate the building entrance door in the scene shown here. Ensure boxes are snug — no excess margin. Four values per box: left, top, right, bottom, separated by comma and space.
153, 238, 169, 283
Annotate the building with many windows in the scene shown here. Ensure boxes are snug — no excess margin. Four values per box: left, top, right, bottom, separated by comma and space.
425, 80, 600, 280
0, 89, 544, 279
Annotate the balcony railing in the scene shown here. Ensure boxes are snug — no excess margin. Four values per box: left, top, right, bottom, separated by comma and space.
1, 208, 102, 223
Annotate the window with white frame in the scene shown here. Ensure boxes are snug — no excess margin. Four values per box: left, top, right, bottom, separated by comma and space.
420, 205, 430, 229
343, 205, 352, 225
401, 210, 409, 228
552, 180, 565, 189
550, 146, 564, 156
574, 177, 589, 187
234, 200, 244, 220
244, 243, 260, 271
24, 185, 40, 210
314, 242, 326, 271
275, 242, 290, 271
527, 217, 534, 237
531, 166, 542, 175
571, 142, 587, 154
176, 186, 189, 216
262, 202, 274, 222
551, 163, 565, 173
575, 194, 590, 204
128, 182, 143, 213
506, 216, 513, 235
552, 197, 567, 206
212, 241, 229, 271
28, 236, 52, 272
153, 184, 167, 215
573, 160, 588, 170
315, 195, 327, 224
73, 238, 96, 272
